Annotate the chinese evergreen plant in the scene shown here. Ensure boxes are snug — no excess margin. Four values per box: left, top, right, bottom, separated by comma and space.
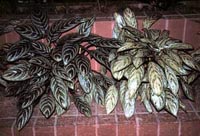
106, 8, 200, 118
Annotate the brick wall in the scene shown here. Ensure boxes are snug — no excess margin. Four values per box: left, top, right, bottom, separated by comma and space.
0, 16, 200, 136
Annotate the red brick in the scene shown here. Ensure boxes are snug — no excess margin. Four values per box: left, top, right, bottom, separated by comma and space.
138, 114, 158, 136
181, 121, 200, 136
35, 127, 54, 136
0, 35, 6, 44
94, 21, 113, 38
98, 115, 116, 125
168, 19, 184, 40
76, 115, 95, 125
0, 127, 12, 136
35, 117, 55, 127
117, 115, 136, 124
118, 124, 136, 136
98, 124, 116, 136
57, 116, 76, 126
15, 127, 33, 136
77, 125, 96, 136
5, 32, 19, 43
62, 103, 78, 116
0, 119, 15, 128
57, 126, 75, 136
151, 19, 166, 30
185, 19, 200, 49
160, 122, 179, 136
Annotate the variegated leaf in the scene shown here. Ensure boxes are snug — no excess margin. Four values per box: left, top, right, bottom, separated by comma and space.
123, 8, 137, 28
75, 55, 91, 75
179, 52, 198, 70
111, 55, 132, 73
48, 17, 83, 43
164, 65, 179, 95
50, 76, 70, 109
29, 56, 50, 69
55, 101, 66, 116
123, 89, 137, 118
90, 50, 110, 69
132, 57, 144, 69
31, 41, 51, 55
180, 80, 194, 101
151, 91, 165, 111
79, 17, 95, 37
51, 46, 62, 62
64, 63, 77, 80
148, 62, 165, 95
15, 24, 43, 40
78, 73, 92, 94
187, 71, 199, 84
105, 85, 118, 114
165, 89, 179, 116
29, 73, 49, 86
117, 42, 142, 52
39, 94, 55, 119
161, 54, 189, 75
92, 38, 121, 48
7, 40, 30, 62
119, 80, 128, 109
52, 64, 71, 81
62, 44, 79, 65
74, 96, 92, 117
143, 18, 158, 29
21, 86, 44, 108
16, 105, 33, 130
92, 75, 105, 106
165, 41, 193, 50
3, 64, 31, 81
31, 9, 48, 35
127, 65, 144, 98
29, 64, 48, 77
124, 64, 135, 79
143, 99, 153, 113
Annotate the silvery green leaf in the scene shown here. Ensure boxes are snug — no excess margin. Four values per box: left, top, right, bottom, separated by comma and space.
180, 80, 194, 101
78, 73, 92, 94
123, 8, 137, 28
151, 91, 165, 111
148, 62, 165, 95
105, 85, 118, 114
119, 80, 128, 108
111, 55, 132, 73
127, 65, 144, 98
165, 89, 179, 117
123, 90, 137, 118
164, 65, 179, 95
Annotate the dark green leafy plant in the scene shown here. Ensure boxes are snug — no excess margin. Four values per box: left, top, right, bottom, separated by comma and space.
0, 9, 121, 130
109, 8, 200, 118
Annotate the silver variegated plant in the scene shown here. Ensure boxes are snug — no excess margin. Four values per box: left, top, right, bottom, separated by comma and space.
110, 8, 200, 118
0, 9, 121, 130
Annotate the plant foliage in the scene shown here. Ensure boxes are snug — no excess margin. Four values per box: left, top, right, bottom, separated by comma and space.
0, 9, 120, 130
110, 8, 200, 118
